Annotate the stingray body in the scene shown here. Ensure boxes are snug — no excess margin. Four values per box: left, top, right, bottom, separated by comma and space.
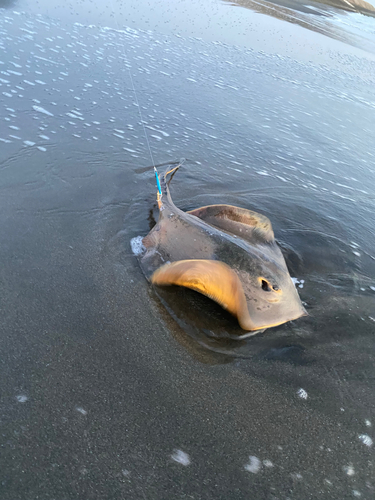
139, 166, 306, 332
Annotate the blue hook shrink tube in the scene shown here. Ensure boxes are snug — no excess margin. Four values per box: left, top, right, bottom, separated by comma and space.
154, 167, 162, 196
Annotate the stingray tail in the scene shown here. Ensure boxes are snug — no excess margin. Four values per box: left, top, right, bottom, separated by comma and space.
158, 159, 185, 206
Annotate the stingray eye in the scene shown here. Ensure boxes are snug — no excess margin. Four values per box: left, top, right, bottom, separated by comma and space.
259, 278, 281, 294
261, 279, 272, 292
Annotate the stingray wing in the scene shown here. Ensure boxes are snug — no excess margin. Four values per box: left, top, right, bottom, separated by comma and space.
188, 204, 274, 244
151, 259, 256, 330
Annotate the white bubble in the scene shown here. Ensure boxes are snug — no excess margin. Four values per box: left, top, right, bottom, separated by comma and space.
358, 434, 373, 447
130, 236, 146, 256
291, 277, 304, 288
297, 388, 308, 399
32, 105, 54, 117
291, 472, 303, 480
171, 449, 190, 466
244, 456, 261, 474
343, 464, 355, 476
16, 395, 28, 403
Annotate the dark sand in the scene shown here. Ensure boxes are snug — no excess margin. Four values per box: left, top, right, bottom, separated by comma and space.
0, 1, 375, 499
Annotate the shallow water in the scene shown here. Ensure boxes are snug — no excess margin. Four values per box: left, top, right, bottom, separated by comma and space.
1, 4, 375, 500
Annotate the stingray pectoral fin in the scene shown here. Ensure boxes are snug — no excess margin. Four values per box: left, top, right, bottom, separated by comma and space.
187, 204, 274, 243
151, 259, 255, 330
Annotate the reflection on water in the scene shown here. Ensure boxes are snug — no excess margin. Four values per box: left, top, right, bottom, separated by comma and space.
228, 0, 375, 16
225, 0, 375, 52
2, 0, 375, 58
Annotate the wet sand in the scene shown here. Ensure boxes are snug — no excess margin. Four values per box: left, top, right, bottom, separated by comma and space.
1, 1, 375, 499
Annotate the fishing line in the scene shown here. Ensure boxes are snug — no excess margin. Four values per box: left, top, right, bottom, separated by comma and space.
109, 0, 156, 171
108, 4, 186, 203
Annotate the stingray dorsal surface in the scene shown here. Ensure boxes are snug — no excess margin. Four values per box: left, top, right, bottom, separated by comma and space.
188, 204, 274, 243
139, 166, 306, 331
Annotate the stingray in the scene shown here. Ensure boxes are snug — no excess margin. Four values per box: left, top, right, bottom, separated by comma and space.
138, 165, 306, 333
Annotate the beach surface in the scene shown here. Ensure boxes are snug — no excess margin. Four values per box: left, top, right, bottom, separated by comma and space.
1, 1, 375, 499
